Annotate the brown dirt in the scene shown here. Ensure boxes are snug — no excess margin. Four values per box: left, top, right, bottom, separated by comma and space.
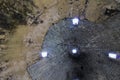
0, 0, 119, 80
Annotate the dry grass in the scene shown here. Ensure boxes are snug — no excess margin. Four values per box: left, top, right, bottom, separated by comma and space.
0, 25, 32, 80
4, 25, 30, 61
0, 0, 69, 79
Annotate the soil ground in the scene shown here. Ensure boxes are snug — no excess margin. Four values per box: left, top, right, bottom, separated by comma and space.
0, 0, 120, 80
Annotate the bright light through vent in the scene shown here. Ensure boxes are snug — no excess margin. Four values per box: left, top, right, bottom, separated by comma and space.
72, 48, 77, 54
108, 52, 117, 59
41, 51, 48, 58
72, 18, 79, 25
